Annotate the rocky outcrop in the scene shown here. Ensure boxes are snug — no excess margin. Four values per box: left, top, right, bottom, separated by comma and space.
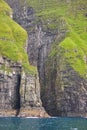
20, 72, 41, 108
39, 53, 87, 116
0, 56, 21, 116
0, 56, 21, 110
0, 56, 46, 117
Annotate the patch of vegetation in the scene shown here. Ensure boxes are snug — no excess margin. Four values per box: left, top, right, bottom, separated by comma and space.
30, 0, 87, 77
2, 0, 87, 76
0, 0, 12, 15
27, 0, 67, 30
59, 0, 87, 77
0, 0, 36, 74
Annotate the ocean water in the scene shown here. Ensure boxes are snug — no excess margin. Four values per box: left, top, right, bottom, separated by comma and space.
0, 117, 87, 130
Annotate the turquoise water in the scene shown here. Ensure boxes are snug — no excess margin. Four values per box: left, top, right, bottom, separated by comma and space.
0, 117, 87, 130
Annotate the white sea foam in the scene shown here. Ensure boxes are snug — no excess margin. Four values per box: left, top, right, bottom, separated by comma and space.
70, 128, 78, 130
25, 117, 39, 118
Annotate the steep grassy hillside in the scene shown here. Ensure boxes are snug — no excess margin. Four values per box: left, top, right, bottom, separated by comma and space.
27, 0, 87, 77
0, 0, 36, 74
59, 0, 87, 76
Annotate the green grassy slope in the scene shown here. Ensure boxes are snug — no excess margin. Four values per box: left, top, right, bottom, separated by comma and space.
27, 0, 67, 29
27, 0, 87, 77
59, 1, 87, 76
0, 0, 36, 74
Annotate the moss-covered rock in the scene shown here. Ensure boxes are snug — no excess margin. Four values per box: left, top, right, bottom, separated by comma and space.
36, 0, 87, 116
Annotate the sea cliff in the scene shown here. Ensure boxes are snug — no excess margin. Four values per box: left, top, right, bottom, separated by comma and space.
1, 0, 87, 117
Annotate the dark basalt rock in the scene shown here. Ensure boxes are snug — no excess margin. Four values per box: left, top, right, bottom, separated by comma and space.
0, 55, 42, 116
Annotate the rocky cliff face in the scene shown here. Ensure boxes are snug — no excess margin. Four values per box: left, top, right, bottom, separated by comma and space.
5, 0, 87, 117
0, 0, 47, 117
0, 55, 44, 116
5, 0, 58, 66
40, 53, 87, 116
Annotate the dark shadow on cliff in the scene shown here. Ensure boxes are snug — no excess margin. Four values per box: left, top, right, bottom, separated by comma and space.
15, 109, 20, 116
11, 74, 21, 116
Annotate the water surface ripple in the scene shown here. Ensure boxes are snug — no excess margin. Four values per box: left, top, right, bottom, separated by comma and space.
0, 117, 87, 130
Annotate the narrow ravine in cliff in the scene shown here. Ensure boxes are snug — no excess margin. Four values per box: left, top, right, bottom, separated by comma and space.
5, 0, 58, 116
3, 0, 76, 116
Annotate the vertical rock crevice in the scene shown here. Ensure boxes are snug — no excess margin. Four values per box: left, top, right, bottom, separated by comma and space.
11, 74, 21, 110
